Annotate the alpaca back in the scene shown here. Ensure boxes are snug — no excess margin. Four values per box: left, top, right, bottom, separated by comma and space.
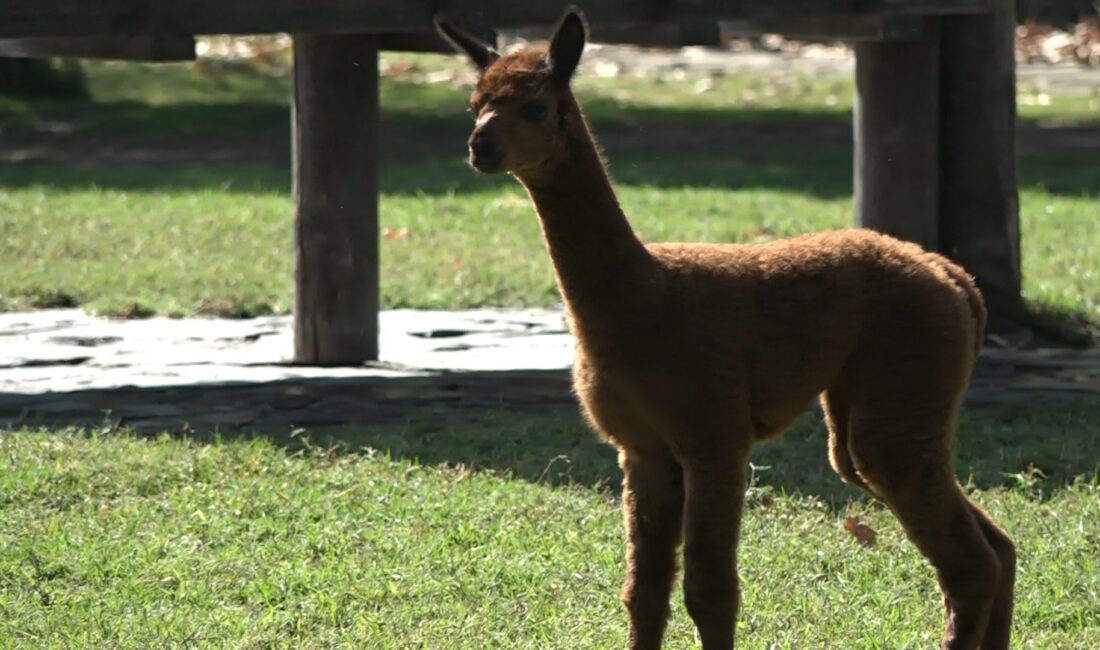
572, 229, 987, 440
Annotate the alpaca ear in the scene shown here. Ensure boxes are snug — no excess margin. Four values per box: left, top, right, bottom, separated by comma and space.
434, 15, 499, 71
547, 6, 587, 87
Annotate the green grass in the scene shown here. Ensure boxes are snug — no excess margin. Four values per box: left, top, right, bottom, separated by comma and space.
2, 400, 1098, 647
2, 53, 1098, 648
0, 55, 1098, 322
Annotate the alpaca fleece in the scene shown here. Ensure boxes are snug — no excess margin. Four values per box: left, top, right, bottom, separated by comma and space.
438, 9, 1015, 649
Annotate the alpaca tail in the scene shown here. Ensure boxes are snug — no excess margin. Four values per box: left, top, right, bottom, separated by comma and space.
929, 253, 988, 358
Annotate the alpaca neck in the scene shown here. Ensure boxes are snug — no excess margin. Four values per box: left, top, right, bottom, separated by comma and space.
514, 101, 657, 336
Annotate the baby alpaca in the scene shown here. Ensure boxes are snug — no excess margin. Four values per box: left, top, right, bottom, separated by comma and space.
436, 8, 1015, 650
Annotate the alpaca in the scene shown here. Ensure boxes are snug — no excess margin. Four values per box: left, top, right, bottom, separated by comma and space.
436, 8, 1015, 650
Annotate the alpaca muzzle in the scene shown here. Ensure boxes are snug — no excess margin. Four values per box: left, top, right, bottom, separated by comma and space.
468, 130, 503, 172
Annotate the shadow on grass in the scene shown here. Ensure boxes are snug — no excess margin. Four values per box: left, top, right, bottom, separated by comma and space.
4, 370, 1097, 506
2, 93, 1098, 199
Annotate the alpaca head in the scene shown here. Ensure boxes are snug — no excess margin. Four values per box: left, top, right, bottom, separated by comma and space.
435, 7, 587, 175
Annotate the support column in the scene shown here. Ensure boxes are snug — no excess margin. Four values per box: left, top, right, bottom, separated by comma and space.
292, 34, 379, 364
938, 0, 1023, 320
853, 21, 941, 252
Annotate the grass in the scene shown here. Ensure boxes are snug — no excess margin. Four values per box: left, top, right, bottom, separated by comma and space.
0, 54, 1097, 324
2, 52, 1098, 648
1, 400, 1098, 647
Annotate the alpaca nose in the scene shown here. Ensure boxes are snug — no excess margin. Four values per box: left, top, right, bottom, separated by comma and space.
469, 131, 497, 159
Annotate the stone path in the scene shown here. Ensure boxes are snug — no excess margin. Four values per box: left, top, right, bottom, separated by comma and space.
1, 309, 1098, 436
0, 309, 575, 435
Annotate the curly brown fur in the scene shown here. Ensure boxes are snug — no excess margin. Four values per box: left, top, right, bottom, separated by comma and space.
438, 8, 1014, 649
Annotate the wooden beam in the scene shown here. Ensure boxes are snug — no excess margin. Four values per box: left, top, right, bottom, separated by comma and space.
584, 22, 723, 47
937, 0, 1022, 319
378, 21, 495, 53
0, 0, 153, 38
0, 35, 195, 61
853, 19, 941, 252
292, 34, 379, 365
880, 0, 993, 15
723, 15, 923, 41
0, 0, 997, 38
743, 0, 993, 16
378, 32, 455, 53
589, 16, 922, 48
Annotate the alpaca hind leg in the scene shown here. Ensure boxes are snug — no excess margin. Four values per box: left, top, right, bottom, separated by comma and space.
681, 451, 749, 650
967, 502, 1015, 650
619, 447, 685, 650
821, 386, 876, 496
848, 410, 1002, 650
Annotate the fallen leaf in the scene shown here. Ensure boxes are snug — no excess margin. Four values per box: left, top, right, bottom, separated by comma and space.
692, 78, 714, 94
381, 59, 417, 77
382, 227, 409, 241
844, 516, 877, 546
741, 224, 776, 242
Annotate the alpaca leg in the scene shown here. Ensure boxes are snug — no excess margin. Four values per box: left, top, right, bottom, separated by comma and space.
619, 447, 685, 650
848, 410, 1003, 650
821, 386, 876, 496
681, 453, 749, 650
968, 502, 1016, 650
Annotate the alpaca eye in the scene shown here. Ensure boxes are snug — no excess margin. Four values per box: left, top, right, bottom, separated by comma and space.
521, 101, 548, 123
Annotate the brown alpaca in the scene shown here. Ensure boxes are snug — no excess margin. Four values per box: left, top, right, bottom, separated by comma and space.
437, 9, 1015, 650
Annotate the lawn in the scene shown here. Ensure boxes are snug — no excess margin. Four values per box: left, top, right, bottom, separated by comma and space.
0, 53, 1097, 327
2, 50, 1099, 648
1, 401, 1098, 648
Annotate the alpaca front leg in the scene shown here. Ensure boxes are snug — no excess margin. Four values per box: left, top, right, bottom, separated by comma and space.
682, 456, 748, 650
619, 448, 685, 650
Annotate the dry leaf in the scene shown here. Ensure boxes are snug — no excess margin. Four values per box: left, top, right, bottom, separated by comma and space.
382, 59, 417, 77
844, 516, 877, 546
741, 224, 776, 242
382, 227, 409, 241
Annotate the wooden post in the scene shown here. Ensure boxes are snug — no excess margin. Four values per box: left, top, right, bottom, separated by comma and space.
292, 34, 379, 365
853, 22, 941, 252
937, 0, 1023, 320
